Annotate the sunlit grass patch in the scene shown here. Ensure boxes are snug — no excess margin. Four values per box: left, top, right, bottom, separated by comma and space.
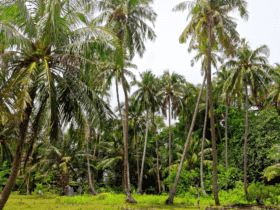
57, 194, 107, 204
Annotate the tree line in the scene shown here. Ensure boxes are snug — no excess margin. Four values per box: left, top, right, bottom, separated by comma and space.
0, 0, 280, 209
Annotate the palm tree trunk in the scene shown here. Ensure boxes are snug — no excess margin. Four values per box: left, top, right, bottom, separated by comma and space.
116, 76, 131, 193
116, 78, 124, 124
215, 116, 222, 141
127, 159, 131, 193
135, 134, 140, 187
17, 176, 27, 191
91, 141, 97, 186
138, 107, 149, 195
184, 114, 188, 133
165, 74, 206, 204
26, 166, 31, 195
244, 80, 249, 200
26, 176, 30, 195
0, 102, 33, 209
86, 127, 98, 195
120, 69, 136, 203
168, 99, 172, 192
225, 98, 229, 172
206, 23, 220, 206
155, 131, 161, 193
200, 84, 208, 196
169, 99, 172, 169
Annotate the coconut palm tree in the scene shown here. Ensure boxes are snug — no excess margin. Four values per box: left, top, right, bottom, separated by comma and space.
93, 0, 157, 202
125, 97, 145, 188
171, 0, 249, 205
97, 59, 136, 193
0, 0, 114, 207
165, 72, 206, 204
222, 39, 270, 200
159, 70, 184, 171
131, 70, 158, 195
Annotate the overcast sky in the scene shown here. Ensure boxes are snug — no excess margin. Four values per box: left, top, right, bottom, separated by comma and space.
109, 0, 280, 123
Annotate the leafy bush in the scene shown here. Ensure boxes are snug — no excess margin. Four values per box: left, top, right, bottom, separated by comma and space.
163, 168, 199, 195
164, 165, 242, 195
34, 183, 48, 195
248, 182, 280, 205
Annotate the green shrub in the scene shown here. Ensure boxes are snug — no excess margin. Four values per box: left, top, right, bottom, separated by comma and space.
248, 182, 280, 205
164, 165, 242, 194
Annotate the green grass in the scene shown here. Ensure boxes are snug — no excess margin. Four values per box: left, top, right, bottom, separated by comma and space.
4, 191, 279, 210
4, 193, 211, 210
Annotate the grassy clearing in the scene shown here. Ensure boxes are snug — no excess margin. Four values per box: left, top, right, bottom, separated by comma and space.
4, 191, 279, 210
4, 193, 211, 210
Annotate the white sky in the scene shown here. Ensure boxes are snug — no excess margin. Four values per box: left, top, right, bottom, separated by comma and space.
108, 0, 280, 123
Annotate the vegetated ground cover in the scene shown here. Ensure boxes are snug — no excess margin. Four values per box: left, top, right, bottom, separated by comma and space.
4, 181, 280, 210
4, 193, 207, 210
5, 189, 277, 210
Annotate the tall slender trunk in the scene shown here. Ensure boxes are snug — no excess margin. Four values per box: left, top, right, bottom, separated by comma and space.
184, 114, 188, 133
225, 98, 229, 172
116, 77, 131, 192
26, 166, 31, 195
169, 99, 172, 168
17, 176, 27, 191
165, 75, 206, 204
26, 176, 30, 195
0, 101, 33, 209
215, 116, 222, 141
135, 134, 140, 186
26, 161, 31, 195
200, 84, 208, 196
155, 131, 161, 193
120, 69, 136, 203
127, 159, 131, 193
244, 80, 249, 200
116, 78, 124, 125
137, 107, 149, 195
168, 99, 172, 192
206, 22, 220, 206
87, 127, 98, 195
91, 140, 97, 186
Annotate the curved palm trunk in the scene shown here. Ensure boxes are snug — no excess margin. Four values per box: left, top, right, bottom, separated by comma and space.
87, 128, 98, 195
120, 69, 137, 203
225, 98, 229, 172
116, 79, 131, 192
244, 80, 249, 200
155, 131, 161, 193
165, 75, 206, 204
137, 107, 149, 195
200, 85, 208, 196
0, 102, 33, 209
206, 23, 220, 206
17, 176, 27, 191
